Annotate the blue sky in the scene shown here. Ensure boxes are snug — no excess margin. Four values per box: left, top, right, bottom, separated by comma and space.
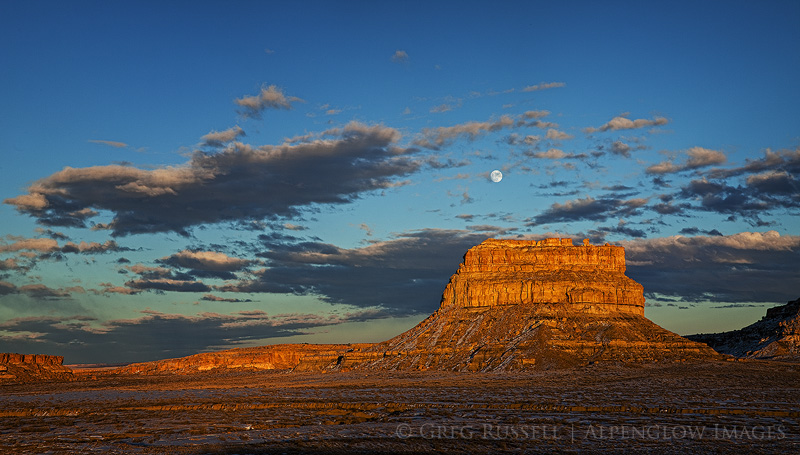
1, 1, 798, 364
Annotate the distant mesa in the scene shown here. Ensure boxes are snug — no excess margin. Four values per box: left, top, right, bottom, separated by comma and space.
688, 297, 800, 360
111, 238, 722, 376
0, 353, 73, 384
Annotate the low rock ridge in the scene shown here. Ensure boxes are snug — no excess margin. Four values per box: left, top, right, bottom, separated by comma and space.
0, 353, 74, 384
687, 297, 800, 359
112, 344, 370, 375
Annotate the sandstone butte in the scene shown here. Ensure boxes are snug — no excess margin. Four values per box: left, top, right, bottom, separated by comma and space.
108, 237, 723, 376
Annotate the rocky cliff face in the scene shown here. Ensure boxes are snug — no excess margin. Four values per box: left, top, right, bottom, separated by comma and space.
439, 238, 645, 314
688, 298, 800, 359
0, 353, 74, 383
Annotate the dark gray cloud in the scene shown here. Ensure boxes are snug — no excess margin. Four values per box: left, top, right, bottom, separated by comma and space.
200, 294, 253, 303
622, 231, 800, 304
5, 122, 419, 236
119, 252, 257, 291
678, 227, 723, 236
609, 139, 647, 158
676, 178, 780, 219
746, 171, 798, 196
0, 282, 82, 300
220, 229, 504, 315
707, 147, 800, 179
527, 196, 647, 226
646, 146, 799, 223
0, 281, 17, 295
588, 221, 647, 241
0, 258, 19, 271
504, 133, 541, 147
120, 263, 211, 293
125, 278, 211, 293
711, 303, 766, 309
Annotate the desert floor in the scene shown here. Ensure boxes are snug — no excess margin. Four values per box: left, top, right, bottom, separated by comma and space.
1, 360, 799, 454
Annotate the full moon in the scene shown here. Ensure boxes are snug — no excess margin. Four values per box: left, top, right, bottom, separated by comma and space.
490, 170, 503, 183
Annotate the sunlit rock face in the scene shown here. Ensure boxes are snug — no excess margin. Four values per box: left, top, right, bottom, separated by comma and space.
0, 353, 74, 383
439, 238, 645, 315
114, 344, 366, 375
688, 297, 800, 359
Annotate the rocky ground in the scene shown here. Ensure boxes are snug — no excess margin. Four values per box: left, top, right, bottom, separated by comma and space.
1, 360, 798, 454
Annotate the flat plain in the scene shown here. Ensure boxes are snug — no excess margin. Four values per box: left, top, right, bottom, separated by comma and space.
1, 360, 799, 454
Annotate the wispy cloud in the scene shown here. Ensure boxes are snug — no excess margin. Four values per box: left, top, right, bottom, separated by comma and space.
585, 114, 668, 133
646, 147, 727, 174
522, 82, 565, 92
413, 115, 516, 150
526, 149, 586, 160
88, 139, 128, 148
391, 50, 409, 63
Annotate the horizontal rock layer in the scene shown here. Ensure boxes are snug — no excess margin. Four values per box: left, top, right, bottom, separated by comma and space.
440, 238, 645, 314
0, 353, 65, 366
